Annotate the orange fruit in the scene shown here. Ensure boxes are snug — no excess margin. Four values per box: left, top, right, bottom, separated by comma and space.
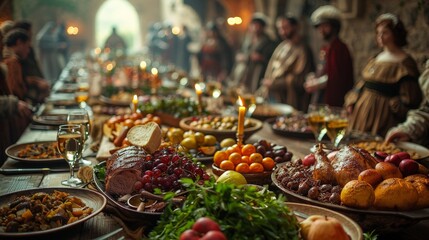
228, 152, 242, 166
241, 144, 256, 156
225, 145, 241, 155
249, 162, 264, 173
262, 157, 275, 171
214, 151, 228, 167
235, 162, 250, 173
220, 160, 235, 170
249, 153, 263, 163
241, 155, 252, 165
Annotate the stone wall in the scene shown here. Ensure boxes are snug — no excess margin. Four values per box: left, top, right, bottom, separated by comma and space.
336, 0, 429, 80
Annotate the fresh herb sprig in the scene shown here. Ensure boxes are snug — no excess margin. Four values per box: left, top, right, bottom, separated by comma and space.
149, 179, 300, 240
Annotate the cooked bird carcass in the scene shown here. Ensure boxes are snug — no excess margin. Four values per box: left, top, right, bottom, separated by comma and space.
331, 145, 379, 186
105, 146, 146, 195
311, 144, 337, 184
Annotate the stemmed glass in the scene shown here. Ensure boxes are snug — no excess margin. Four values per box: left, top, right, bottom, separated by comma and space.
238, 94, 257, 118
325, 107, 349, 148
307, 103, 329, 143
67, 110, 92, 166
57, 124, 84, 186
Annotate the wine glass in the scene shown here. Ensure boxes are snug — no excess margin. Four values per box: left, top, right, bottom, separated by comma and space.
67, 110, 92, 166
57, 124, 84, 186
238, 94, 257, 118
307, 103, 329, 143
325, 107, 349, 148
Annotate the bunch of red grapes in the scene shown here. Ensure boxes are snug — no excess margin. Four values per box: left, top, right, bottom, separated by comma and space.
133, 147, 210, 193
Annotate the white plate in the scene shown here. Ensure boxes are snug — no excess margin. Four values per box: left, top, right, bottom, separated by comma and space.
396, 141, 429, 159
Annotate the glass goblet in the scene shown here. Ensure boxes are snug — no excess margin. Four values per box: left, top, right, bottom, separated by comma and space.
67, 110, 92, 166
307, 103, 329, 143
325, 107, 349, 148
57, 124, 84, 187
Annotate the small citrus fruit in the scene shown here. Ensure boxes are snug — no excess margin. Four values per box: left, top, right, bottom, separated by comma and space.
241, 144, 256, 156
213, 151, 228, 166
228, 152, 242, 165
235, 163, 250, 173
219, 160, 235, 170
249, 162, 264, 173
262, 157, 276, 171
249, 153, 263, 163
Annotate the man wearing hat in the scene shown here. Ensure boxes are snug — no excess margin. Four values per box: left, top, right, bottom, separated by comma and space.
230, 12, 276, 93
304, 5, 354, 107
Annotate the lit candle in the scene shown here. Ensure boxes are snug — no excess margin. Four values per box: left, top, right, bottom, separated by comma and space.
132, 94, 138, 113
140, 61, 147, 71
237, 96, 246, 136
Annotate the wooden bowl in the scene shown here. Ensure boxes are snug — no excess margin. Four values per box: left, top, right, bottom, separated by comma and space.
179, 116, 263, 141
212, 164, 272, 185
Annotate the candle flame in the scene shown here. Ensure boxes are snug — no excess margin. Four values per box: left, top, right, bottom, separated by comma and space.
132, 94, 138, 103
238, 96, 244, 107
151, 67, 158, 75
140, 61, 147, 70
194, 83, 202, 93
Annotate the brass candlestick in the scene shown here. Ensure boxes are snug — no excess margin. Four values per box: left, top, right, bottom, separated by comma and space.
236, 133, 244, 148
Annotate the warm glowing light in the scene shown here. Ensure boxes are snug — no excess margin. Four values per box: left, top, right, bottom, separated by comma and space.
106, 62, 114, 71
227, 17, 243, 26
237, 96, 246, 138
94, 47, 101, 55
194, 83, 202, 94
172, 26, 181, 35
238, 96, 244, 106
67, 26, 79, 35
132, 95, 138, 113
151, 67, 158, 75
234, 17, 242, 25
140, 61, 147, 70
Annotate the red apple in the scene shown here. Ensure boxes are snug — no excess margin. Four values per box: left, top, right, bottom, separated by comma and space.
374, 151, 388, 161
200, 230, 227, 240
396, 152, 411, 160
307, 216, 349, 240
180, 229, 200, 240
399, 159, 419, 176
302, 154, 316, 166
384, 154, 401, 166
192, 217, 221, 234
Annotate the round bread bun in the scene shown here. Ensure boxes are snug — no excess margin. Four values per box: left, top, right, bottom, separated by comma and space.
404, 174, 429, 209
127, 122, 162, 154
374, 178, 418, 211
375, 162, 402, 180
340, 180, 375, 209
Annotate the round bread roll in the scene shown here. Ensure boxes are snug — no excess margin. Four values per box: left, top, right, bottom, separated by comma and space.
340, 180, 375, 209
127, 122, 162, 154
374, 178, 418, 211
404, 174, 429, 209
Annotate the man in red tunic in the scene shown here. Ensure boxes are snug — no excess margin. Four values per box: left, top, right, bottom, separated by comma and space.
304, 5, 354, 107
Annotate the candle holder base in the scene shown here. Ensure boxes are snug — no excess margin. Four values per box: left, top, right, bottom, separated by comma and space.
236, 133, 244, 148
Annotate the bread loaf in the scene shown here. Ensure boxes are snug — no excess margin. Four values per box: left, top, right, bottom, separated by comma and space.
127, 122, 162, 154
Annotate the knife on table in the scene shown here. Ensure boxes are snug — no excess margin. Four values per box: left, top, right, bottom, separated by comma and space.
0, 168, 72, 175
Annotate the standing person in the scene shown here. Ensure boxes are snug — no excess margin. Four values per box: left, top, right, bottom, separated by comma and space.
197, 22, 234, 83
259, 15, 315, 111
230, 13, 276, 93
346, 13, 422, 137
12, 20, 50, 104
385, 59, 429, 147
104, 26, 127, 57
304, 5, 354, 107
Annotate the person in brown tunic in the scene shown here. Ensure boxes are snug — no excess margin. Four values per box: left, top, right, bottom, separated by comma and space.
344, 13, 422, 137
259, 15, 315, 111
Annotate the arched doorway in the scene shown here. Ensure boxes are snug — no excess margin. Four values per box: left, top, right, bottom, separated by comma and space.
95, 0, 142, 53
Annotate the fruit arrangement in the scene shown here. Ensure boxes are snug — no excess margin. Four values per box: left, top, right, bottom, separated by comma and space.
272, 114, 312, 133
139, 97, 207, 118
300, 215, 349, 240
213, 139, 293, 174
103, 112, 161, 147
180, 217, 227, 240
132, 147, 210, 193
185, 115, 255, 131
275, 144, 429, 211
352, 141, 421, 159
164, 128, 218, 157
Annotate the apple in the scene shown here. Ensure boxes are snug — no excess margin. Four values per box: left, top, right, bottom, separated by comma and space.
396, 152, 411, 160
399, 159, 419, 176
192, 217, 221, 234
200, 230, 227, 240
302, 154, 316, 166
299, 215, 325, 238
180, 229, 200, 240
374, 151, 388, 161
384, 154, 401, 166
307, 216, 349, 240
358, 169, 383, 188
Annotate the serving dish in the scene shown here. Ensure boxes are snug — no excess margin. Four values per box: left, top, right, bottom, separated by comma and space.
267, 117, 315, 139
252, 103, 294, 120
32, 114, 68, 126
179, 116, 263, 141
5, 141, 63, 163
351, 140, 429, 160
99, 95, 131, 107
272, 168, 429, 231
211, 164, 272, 185
0, 187, 106, 238
286, 202, 363, 240
92, 162, 162, 221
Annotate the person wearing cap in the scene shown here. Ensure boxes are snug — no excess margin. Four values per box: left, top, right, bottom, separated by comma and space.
304, 5, 354, 107
230, 13, 276, 93
258, 15, 315, 111
345, 13, 422, 137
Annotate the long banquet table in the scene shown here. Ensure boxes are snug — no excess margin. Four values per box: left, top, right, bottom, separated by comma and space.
1, 121, 428, 239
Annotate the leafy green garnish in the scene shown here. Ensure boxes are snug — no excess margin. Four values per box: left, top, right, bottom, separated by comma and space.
149, 179, 300, 240
364, 230, 378, 240
93, 164, 106, 184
